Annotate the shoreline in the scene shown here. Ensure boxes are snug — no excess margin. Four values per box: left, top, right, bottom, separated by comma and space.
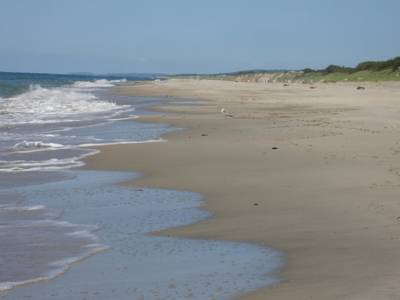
1, 78, 279, 300
84, 79, 400, 299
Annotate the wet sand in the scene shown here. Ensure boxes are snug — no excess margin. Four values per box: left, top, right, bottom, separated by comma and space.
85, 79, 400, 299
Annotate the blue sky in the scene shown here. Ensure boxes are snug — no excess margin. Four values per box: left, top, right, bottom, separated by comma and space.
0, 0, 399, 74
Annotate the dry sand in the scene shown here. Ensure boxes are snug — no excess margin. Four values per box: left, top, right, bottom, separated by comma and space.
85, 79, 400, 299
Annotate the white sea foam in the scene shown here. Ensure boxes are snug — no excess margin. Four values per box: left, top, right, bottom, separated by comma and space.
0, 207, 109, 292
0, 85, 128, 126
12, 141, 65, 152
0, 79, 147, 173
1, 138, 165, 172
0, 157, 85, 172
72, 79, 127, 89
0, 205, 46, 211
79, 138, 166, 148
0, 220, 108, 293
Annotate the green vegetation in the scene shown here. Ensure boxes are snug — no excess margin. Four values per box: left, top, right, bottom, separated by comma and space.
295, 56, 400, 82
171, 56, 400, 83
295, 68, 400, 83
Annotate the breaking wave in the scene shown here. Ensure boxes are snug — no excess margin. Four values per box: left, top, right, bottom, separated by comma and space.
72, 79, 127, 89
11, 141, 65, 152
0, 84, 128, 126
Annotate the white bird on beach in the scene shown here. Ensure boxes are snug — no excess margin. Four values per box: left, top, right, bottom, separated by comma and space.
220, 108, 233, 118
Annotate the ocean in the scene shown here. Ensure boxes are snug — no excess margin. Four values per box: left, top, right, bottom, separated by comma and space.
0, 72, 282, 299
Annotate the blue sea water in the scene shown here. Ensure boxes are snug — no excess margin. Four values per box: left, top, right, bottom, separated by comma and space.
0, 72, 282, 299
0, 170, 281, 300
0, 71, 153, 98
0, 72, 169, 172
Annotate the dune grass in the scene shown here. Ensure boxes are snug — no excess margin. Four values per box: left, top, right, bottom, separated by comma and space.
293, 69, 400, 83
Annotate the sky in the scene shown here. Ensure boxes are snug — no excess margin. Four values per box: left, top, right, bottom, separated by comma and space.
0, 0, 399, 74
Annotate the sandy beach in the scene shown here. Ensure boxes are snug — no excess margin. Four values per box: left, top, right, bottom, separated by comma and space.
84, 79, 400, 300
